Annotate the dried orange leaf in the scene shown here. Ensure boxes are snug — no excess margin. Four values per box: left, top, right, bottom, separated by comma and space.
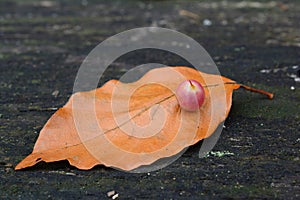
15, 66, 272, 171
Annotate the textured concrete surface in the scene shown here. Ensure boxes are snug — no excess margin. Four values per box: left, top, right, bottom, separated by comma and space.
0, 0, 299, 199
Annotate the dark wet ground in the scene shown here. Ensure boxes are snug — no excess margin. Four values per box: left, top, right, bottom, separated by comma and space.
0, 0, 299, 199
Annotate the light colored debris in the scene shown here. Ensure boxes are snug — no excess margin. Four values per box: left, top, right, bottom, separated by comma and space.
205, 150, 234, 158
52, 90, 59, 97
48, 171, 76, 176
179, 9, 199, 20
107, 190, 115, 198
260, 69, 272, 74
203, 19, 212, 26
112, 193, 119, 200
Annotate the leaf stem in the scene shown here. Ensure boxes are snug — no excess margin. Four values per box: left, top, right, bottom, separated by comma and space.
239, 84, 274, 99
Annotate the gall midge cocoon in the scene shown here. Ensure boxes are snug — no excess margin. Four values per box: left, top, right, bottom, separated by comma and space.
175, 80, 205, 112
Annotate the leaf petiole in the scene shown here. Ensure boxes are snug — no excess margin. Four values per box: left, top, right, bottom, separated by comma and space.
239, 84, 274, 99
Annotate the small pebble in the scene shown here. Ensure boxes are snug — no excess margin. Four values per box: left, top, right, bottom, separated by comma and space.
203, 19, 212, 26
112, 194, 119, 200
107, 190, 115, 197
